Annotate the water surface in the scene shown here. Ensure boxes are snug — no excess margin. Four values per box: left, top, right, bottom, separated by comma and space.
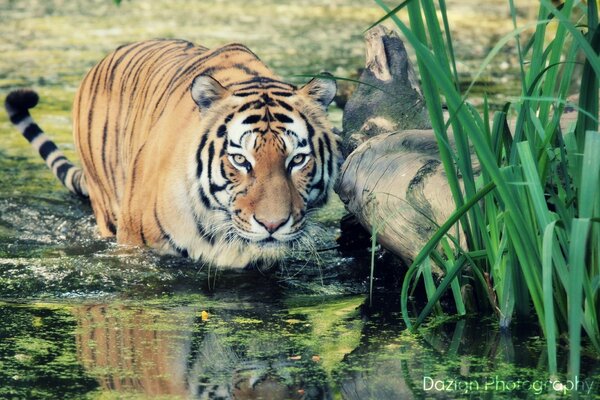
0, 1, 598, 398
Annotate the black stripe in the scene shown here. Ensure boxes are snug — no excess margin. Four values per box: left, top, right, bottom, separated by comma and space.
140, 228, 147, 246
231, 76, 291, 87
238, 101, 260, 112
50, 155, 68, 168
299, 112, 315, 136
23, 123, 42, 142
84, 61, 105, 193
276, 100, 293, 111
207, 141, 215, 179
196, 222, 216, 245
72, 170, 87, 197
299, 113, 316, 154
56, 163, 73, 183
9, 111, 29, 124
260, 84, 296, 91
107, 41, 153, 86
107, 220, 117, 235
196, 134, 208, 178
311, 138, 326, 193
318, 138, 325, 171
199, 188, 211, 208
231, 63, 260, 77
217, 124, 227, 137
38, 140, 58, 160
220, 159, 230, 184
322, 133, 333, 180
262, 110, 273, 123
210, 183, 227, 192
154, 204, 188, 256
273, 113, 293, 123
271, 91, 293, 97
100, 120, 110, 187
234, 91, 259, 97
170, 44, 255, 93
242, 115, 261, 124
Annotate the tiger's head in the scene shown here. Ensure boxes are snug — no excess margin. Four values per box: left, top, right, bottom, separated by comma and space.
189, 74, 339, 258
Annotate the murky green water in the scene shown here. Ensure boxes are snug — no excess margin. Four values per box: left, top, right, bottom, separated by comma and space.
1, 0, 599, 399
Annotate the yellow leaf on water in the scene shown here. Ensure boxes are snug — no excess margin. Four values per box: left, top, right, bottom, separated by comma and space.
32, 316, 43, 328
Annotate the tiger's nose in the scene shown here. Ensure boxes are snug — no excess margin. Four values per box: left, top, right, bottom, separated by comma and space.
254, 215, 289, 234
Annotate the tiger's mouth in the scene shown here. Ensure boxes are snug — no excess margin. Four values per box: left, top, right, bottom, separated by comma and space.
232, 229, 303, 247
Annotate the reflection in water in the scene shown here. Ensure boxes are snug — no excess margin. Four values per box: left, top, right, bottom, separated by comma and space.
75, 305, 192, 397
73, 303, 331, 399
1, 298, 598, 399
333, 295, 600, 399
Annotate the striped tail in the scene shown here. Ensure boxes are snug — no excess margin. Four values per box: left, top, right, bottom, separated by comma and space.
5, 89, 88, 197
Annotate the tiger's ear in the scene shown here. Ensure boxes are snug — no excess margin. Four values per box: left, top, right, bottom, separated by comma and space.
298, 73, 337, 111
191, 75, 229, 109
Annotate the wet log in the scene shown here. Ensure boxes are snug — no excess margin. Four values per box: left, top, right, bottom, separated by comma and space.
335, 129, 472, 266
335, 26, 462, 265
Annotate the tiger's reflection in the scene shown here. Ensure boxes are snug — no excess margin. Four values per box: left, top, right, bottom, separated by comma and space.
74, 304, 328, 399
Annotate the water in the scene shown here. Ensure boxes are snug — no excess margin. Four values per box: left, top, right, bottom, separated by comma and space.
0, 0, 599, 398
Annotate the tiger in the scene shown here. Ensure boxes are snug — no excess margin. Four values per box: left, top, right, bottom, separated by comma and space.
4, 39, 340, 268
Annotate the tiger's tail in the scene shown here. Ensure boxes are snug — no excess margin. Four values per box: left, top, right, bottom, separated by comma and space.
5, 89, 88, 197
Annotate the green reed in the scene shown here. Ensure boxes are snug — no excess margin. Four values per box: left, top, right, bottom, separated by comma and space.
373, 0, 599, 379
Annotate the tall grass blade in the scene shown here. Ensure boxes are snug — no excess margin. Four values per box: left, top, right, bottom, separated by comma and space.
542, 221, 559, 374
567, 218, 590, 380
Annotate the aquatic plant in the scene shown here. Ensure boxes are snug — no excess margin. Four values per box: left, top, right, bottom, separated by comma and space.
373, 0, 599, 380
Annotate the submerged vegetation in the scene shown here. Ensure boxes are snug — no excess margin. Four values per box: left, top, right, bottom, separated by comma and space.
375, 0, 600, 382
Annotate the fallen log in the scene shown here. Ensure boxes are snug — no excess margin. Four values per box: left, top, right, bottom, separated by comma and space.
335, 26, 457, 265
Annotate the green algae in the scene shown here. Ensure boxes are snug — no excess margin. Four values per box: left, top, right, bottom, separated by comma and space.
2, 299, 598, 399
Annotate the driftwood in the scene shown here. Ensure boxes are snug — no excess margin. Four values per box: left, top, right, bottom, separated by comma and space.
335, 26, 459, 265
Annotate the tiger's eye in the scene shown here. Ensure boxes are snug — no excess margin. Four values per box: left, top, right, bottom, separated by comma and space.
291, 154, 306, 165
232, 154, 247, 166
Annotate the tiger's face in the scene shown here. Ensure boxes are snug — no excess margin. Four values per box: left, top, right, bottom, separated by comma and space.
190, 75, 339, 251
